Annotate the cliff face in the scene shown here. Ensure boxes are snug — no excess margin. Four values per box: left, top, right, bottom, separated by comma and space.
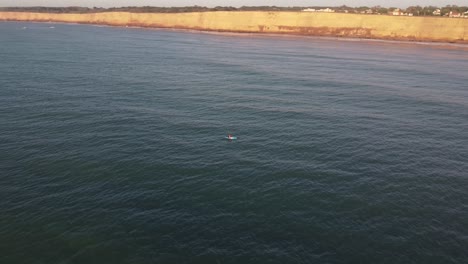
1, 11, 467, 43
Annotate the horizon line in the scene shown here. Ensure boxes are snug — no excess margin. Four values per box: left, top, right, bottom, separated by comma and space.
1, 4, 461, 9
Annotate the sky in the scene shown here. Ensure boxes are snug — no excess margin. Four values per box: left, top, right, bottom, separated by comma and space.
1, 0, 467, 8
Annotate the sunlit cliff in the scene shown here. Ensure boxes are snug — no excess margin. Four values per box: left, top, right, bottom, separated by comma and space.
1, 11, 467, 43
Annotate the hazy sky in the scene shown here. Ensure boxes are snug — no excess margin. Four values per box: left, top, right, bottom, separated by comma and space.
1, 0, 467, 8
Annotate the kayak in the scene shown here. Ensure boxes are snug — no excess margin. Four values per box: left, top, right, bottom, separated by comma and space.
225, 136, 237, 140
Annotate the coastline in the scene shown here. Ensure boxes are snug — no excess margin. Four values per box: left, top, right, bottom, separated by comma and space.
1, 11, 467, 44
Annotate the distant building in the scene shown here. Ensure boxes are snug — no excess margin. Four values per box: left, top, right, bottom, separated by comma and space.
392, 9, 403, 16
433, 9, 441, 16
449, 11, 461, 18
390, 8, 414, 16
320, 8, 335, 13
302, 8, 335, 13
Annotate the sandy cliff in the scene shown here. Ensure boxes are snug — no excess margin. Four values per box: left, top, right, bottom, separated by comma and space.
1, 11, 467, 43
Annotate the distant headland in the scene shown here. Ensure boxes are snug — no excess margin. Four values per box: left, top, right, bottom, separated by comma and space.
1, 6, 468, 43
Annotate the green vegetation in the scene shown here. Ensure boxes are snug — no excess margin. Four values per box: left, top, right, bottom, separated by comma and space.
0, 5, 467, 16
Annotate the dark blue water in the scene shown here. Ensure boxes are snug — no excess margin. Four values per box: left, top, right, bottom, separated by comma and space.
1, 22, 468, 264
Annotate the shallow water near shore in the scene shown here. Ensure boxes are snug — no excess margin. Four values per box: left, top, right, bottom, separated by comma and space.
1, 22, 468, 264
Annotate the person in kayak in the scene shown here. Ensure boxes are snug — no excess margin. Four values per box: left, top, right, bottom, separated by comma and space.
228, 134, 233, 139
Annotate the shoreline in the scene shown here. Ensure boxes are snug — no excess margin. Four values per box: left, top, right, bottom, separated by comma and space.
11, 20, 468, 50
1, 11, 467, 44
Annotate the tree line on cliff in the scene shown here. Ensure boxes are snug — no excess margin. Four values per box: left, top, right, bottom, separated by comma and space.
0, 5, 467, 17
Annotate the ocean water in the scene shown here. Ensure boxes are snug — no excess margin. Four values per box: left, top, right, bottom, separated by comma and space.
1, 22, 468, 264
